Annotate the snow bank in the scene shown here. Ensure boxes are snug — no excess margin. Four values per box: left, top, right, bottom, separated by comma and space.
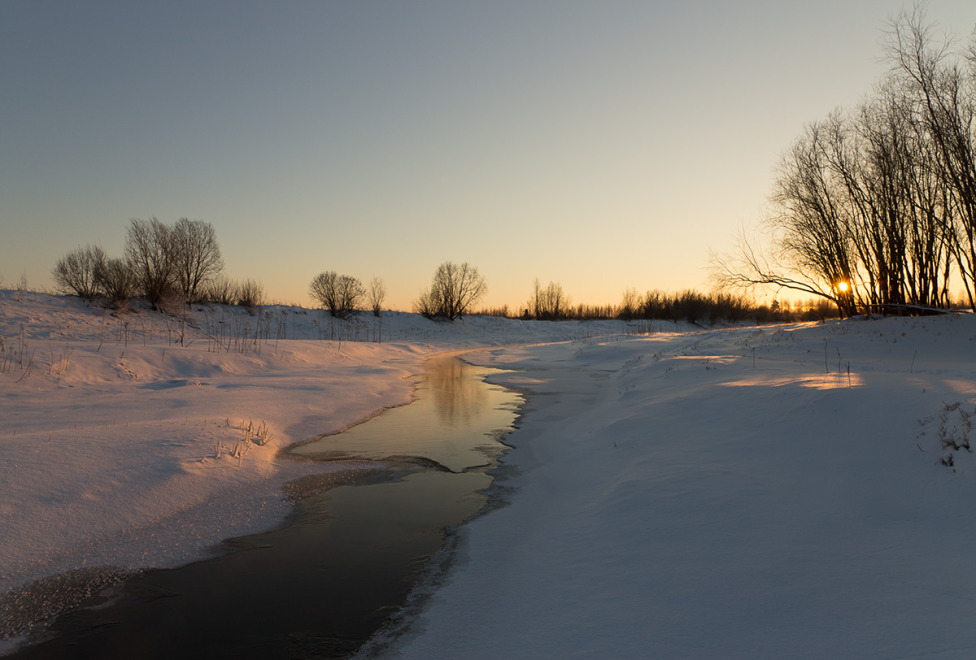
10, 291, 972, 657
382, 315, 976, 659
0, 291, 639, 602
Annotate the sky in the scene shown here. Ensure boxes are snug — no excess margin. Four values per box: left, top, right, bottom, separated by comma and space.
3, 1, 976, 311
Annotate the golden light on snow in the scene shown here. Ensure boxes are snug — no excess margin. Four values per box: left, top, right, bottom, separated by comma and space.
721, 373, 863, 390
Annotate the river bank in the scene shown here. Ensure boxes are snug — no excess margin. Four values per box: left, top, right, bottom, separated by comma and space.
0, 291, 644, 652
8, 358, 522, 658
380, 315, 976, 658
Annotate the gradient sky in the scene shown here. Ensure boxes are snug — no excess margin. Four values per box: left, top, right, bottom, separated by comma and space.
4, 1, 976, 311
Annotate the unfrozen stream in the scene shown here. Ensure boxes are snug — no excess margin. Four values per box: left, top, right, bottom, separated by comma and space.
10, 356, 522, 659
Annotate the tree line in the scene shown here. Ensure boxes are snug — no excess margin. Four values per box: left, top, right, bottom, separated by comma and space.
716, 9, 976, 316
54, 226, 827, 325
506, 284, 836, 324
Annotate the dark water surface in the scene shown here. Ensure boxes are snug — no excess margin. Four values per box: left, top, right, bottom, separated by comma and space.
9, 357, 521, 659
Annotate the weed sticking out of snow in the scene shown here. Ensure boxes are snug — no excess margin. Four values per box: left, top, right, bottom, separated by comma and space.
919, 401, 976, 469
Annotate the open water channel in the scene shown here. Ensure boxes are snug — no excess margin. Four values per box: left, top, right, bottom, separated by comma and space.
8, 356, 522, 659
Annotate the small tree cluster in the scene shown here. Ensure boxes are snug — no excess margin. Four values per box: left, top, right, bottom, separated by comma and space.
528, 279, 572, 320
309, 271, 374, 319
52, 245, 106, 301
637, 290, 753, 324
125, 217, 224, 308
52, 245, 140, 307
52, 217, 225, 309
415, 261, 486, 320
717, 10, 976, 315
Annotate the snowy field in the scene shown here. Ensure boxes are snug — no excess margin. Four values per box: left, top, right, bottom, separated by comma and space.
2, 290, 976, 658
378, 312, 976, 659
0, 290, 634, 647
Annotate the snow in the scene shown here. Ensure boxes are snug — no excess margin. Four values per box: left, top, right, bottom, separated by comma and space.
377, 316, 976, 659
0, 291, 633, 601
3, 290, 976, 658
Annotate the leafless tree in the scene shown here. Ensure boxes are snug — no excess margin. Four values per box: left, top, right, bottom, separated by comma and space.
766, 121, 861, 316
857, 86, 954, 308
124, 217, 176, 308
711, 228, 857, 316
415, 261, 487, 320
618, 288, 641, 320
529, 279, 571, 320
171, 218, 223, 303
367, 277, 386, 317
309, 271, 364, 319
887, 7, 976, 308
96, 258, 137, 307
52, 245, 106, 300
716, 9, 974, 316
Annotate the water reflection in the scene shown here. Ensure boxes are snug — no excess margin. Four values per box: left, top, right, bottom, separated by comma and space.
292, 357, 520, 473
427, 356, 488, 427
8, 356, 523, 660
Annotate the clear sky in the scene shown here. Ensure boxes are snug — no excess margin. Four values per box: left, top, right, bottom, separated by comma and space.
3, 1, 976, 311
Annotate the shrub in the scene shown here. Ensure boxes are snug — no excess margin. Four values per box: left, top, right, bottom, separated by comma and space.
202, 277, 238, 305
96, 258, 137, 307
367, 277, 386, 317
236, 279, 264, 310
52, 245, 106, 300
415, 261, 486, 320
309, 271, 364, 319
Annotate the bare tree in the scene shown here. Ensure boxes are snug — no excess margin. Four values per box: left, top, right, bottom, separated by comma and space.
768, 122, 860, 316
856, 86, 954, 309
171, 218, 223, 303
887, 7, 976, 308
367, 277, 386, 317
618, 288, 641, 320
715, 9, 976, 315
711, 229, 856, 316
309, 271, 364, 319
96, 258, 137, 307
52, 245, 106, 300
415, 261, 487, 320
529, 279, 571, 320
125, 217, 176, 308
716, 73, 955, 314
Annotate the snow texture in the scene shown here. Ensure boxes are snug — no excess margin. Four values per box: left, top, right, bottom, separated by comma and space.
379, 315, 976, 659
0, 292, 634, 600
3, 291, 976, 658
